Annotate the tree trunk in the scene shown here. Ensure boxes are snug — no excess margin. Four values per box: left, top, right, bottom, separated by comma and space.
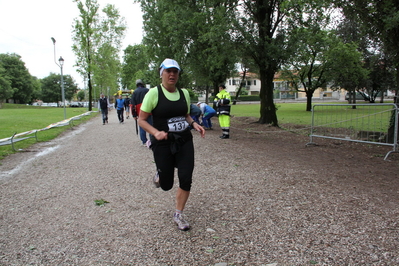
213, 83, 219, 98
205, 85, 210, 104
306, 91, 313, 111
88, 72, 93, 111
212, 82, 219, 110
387, 67, 399, 143
258, 69, 278, 126
349, 88, 357, 109
233, 70, 247, 105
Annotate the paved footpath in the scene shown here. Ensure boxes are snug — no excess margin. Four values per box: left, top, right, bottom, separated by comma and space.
1, 111, 399, 265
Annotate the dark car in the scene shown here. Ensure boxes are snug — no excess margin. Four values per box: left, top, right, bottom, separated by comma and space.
70, 102, 80, 107
345, 91, 370, 101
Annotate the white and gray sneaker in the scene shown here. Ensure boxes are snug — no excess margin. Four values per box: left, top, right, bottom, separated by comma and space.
173, 213, 190, 231
153, 172, 160, 188
146, 140, 151, 149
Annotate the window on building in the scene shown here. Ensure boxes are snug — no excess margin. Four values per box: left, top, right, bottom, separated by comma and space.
247, 80, 251, 86
229, 79, 231, 85
254, 80, 256, 86
232, 80, 236, 85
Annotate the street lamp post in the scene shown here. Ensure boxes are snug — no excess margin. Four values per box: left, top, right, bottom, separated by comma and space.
59, 56, 66, 119
51, 37, 67, 120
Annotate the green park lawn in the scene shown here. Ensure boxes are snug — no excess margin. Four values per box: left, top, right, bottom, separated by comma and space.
231, 102, 313, 125
0, 104, 97, 159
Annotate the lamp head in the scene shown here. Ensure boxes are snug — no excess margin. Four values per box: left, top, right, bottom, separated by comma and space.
51, 37, 56, 44
58, 56, 64, 66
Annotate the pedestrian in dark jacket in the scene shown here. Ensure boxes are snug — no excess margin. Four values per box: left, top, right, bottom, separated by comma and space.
98, 93, 110, 125
124, 96, 131, 119
131, 79, 152, 145
114, 95, 125, 123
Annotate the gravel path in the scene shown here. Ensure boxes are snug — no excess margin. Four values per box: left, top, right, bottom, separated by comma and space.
1, 111, 399, 265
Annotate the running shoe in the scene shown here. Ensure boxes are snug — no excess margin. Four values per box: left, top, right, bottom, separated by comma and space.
146, 140, 151, 149
173, 213, 190, 231
153, 172, 160, 188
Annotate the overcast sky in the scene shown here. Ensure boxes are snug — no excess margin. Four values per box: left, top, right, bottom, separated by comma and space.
0, 0, 143, 87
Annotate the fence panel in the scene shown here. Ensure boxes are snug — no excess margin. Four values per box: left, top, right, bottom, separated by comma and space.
307, 104, 398, 160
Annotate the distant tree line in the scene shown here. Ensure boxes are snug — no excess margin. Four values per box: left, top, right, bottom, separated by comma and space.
0, 53, 79, 106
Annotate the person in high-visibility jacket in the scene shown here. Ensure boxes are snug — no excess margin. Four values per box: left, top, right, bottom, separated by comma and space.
214, 84, 231, 139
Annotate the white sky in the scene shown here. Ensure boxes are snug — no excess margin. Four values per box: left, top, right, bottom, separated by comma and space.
0, 0, 143, 87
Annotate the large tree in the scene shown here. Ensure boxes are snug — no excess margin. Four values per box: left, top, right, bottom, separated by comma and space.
362, 53, 396, 103
336, 0, 399, 99
135, 0, 237, 94
335, 12, 395, 104
40, 73, 79, 104
281, 29, 334, 111
233, 0, 332, 125
0, 61, 15, 106
186, 1, 238, 96
327, 41, 369, 106
0, 53, 37, 104
72, 0, 126, 110
72, 0, 100, 110
92, 4, 126, 96
122, 44, 157, 90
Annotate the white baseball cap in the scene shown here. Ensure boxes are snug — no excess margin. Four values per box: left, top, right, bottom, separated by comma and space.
160, 58, 180, 71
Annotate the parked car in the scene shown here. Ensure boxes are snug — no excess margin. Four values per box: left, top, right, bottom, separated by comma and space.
345, 91, 370, 101
70, 102, 80, 107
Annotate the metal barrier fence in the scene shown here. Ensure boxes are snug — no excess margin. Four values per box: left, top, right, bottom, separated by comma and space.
0, 111, 95, 151
307, 104, 398, 160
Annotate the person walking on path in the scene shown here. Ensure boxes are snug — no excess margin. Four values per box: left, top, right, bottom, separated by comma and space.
98, 93, 110, 125
138, 58, 205, 231
115, 95, 125, 124
214, 84, 231, 139
131, 79, 153, 146
197, 102, 216, 130
124, 95, 131, 119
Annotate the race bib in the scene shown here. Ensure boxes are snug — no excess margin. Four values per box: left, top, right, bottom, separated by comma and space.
168, 116, 189, 132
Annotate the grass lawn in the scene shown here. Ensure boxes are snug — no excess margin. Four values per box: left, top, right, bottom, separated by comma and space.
0, 104, 98, 160
231, 101, 394, 132
231, 102, 314, 125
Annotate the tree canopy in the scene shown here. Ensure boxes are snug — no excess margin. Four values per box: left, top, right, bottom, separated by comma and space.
40, 73, 79, 104
122, 44, 157, 90
282, 28, 334, 111
336, 0, 399, 99
72, 0, 126, 110
0, 60, 15, 103
135, 0, 238, 95
0, 53, 38, 104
